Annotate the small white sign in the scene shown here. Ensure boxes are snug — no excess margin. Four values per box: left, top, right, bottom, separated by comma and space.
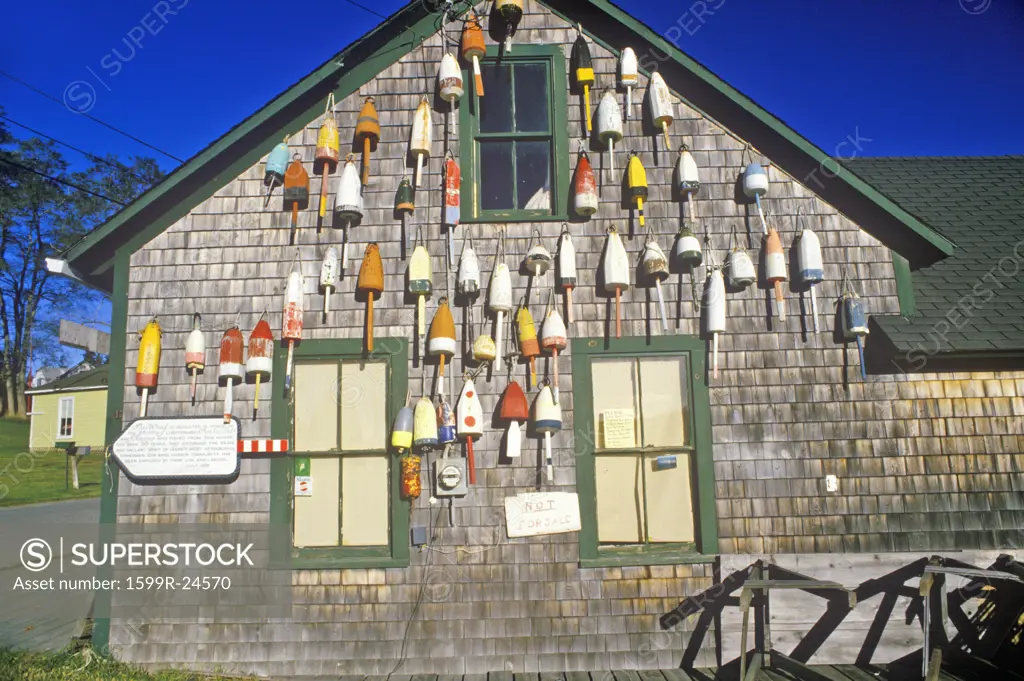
111, 417, 240, 483
504, 492, 582, 538
294, 476, 312, 496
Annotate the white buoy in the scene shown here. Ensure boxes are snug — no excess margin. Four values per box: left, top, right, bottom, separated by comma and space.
596, 91, 623, 182
457, 238, 481, 298
619, 48, 638, 118
765, 227, 788, 322
797, 225, 824, 334
540, 305, 567, 404
533, 384, 562, 483
438, 53, 464, 136
523, 236, 552, 302
705, 269, 726, 378
603, 226, 631, 338
726, 242, 756, 289
557, 229, 578, 325
319, 246, 339, 315
677, 145, 700, 222
648, 71, 674, 151
742, 162, 770, 234
641, 238, 670, 333
410, 96, 432, 188
334, 156, 363, 273
489, 262, 513, 371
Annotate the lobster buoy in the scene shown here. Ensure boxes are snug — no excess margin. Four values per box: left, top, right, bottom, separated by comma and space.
409, 242, 433, 357
456, 378, 483, 484
413, 396, 438, 450
495, 0, 523, 51
705, 268, 726, 379
461, 11, 486, 97
428, 298, 457, 399
355, 96, 380, 186
392, 399, 414, 453
627, 152, 649, 228
410, 96, 432, 188
642, 237, 671, 333
500, 380, 528, 459
443, 156, 461, 265
557, 228, 577, 325
596, 91, 623, 183
489, 261, 513, 371
400, 453, 422, 499
436, 397, 456, 446
573, 149, 598, 217
357, 243, 384, 352
523, 235, 552, 301
540, 305, 567, 404
395, 177, 415, 251
765, 227, 788, 322
797, 225, 824, 334
517, 304, 540, 388
184, 313, 205, 405
603, 226, 631, 338
572, 27, 595, 133
314, 96, 340, 219
677, 144, 700, 215
619, 47, 638, 118
219, 323, 244, 423
438, 53, 464, 135
648, 71, 674, 151
473, 331, 497, 364
841, 287, 870, 379
319, 246, 339, 316
726, 241, 756, 289
457, 237, 481, 298
533, 384, 561, 483
673, 222, 703, 269
135, 317, 162, 418
334, 154, 363, 274
282, 268, 304, 393
246, 317, 274, 413
743, 162, 769, 234
263, 140, 289, 208
283, 154, 309, 236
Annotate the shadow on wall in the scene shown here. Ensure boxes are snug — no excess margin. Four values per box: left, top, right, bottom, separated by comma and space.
659, 553, 1024, 679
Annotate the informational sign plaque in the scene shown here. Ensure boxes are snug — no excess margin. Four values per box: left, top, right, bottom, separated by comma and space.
111, 417, 241, 483
504, 492, 582, 538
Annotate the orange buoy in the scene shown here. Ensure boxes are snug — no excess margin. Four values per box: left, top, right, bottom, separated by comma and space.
357, 243, 384, 352
283, 154, 309, 235
461, 11, 486, 97
246, 317, 274, 413
573, 148, 598, 218
499, 380, 528, 459
428, 298, 456, 399
355, 96, 380, 186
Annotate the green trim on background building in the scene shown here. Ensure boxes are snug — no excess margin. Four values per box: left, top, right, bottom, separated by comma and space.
93, 247, 129, 656
459, 44, 570, 223
570, 335, 717, 568
891, 252, 917, 317
270, 337, 410, 569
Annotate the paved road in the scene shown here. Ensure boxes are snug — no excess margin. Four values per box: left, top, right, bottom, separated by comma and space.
0, 498, 100, 651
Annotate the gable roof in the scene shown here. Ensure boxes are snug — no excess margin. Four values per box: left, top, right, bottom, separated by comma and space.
845, 156, 1024, 367
26, 365, 109, 395
57, 0, 955, 293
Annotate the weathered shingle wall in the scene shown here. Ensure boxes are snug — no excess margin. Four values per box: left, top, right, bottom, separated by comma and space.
111, 0, 1024, 675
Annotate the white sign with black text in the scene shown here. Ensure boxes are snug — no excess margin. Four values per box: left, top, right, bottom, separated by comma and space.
504, 492, 582, 538
111, 417, 241, 483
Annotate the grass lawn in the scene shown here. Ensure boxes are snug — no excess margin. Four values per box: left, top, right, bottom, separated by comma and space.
0, 419, 103, 508
0, 647, 257, 680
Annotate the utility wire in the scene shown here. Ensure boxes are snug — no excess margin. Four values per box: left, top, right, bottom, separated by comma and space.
341, 0, 388, 20
0, 70, 184, 164
0, 155, 127, 206
0, 114, 152, 184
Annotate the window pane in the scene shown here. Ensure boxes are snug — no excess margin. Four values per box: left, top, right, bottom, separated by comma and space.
591, 359, 639, 450
341, 455, 389, 546
644, 453, 695, 543
639, 357, 690, 447
294, 456, 340, 547
514, 63, 549, 133
339, 362, 386, 451
479, 63, 513, 133
480, 141, 514, 210
516, 141, 551, 211
596, 454, 644, 543
294, 362, 339, 451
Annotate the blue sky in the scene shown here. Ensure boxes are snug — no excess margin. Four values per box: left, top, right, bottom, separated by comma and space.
2, 0, 1022, 179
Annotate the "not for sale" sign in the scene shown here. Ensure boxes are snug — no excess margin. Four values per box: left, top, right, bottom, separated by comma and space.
504, 492, 582, 538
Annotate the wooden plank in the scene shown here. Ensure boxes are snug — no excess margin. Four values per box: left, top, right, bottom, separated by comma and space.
831, 667, 885, 681
798, 667, 862, 681
613, 672, 643, 681
565, 673, 592, 681
660, 670, 695, 681
638, 671, 669, 681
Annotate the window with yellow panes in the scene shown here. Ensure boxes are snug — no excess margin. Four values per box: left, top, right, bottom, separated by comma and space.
290, 360, 390, 549
590, 356, 696, 546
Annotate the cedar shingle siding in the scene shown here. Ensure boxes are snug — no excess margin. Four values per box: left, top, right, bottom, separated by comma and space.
106, 0, 1024, 674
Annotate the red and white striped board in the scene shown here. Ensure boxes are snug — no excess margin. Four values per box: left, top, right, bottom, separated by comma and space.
237, 439, 289, 455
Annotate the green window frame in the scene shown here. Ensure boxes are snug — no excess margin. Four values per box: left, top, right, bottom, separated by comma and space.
269, 337, 409, 569
458, 44, 570, 223
571, 336, 718, 568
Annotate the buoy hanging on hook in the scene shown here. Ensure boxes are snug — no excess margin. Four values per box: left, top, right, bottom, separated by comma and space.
219, 323, 243, 424
765, 226, 788, 322
334, 155, 363, 275
523, 231, 552, 302
500, 379, 528, 459
185, 313, 205, 405
282, 267, 304, 394
705, 267, 726, 379
438, 53, 464, 136
135, 318, 161, 418
603, 226, 631, 338
540, 299, 567, 404
313, 95, 340, 219
428, 298, 457, 400
410, 96, 433, 188
557, 228, 578, 325
619, 48, 638, 118
596, 92, 623, 183
283, 154, 309, 236
796, 215, 824, 334
392, 396, 414, 453
358, 243, 384, 352
517, 303, 540, 388
456, 377, 482, 485
572, 27, 595, 133
495, 0, 523, 52
457, 236, 480, 298
319, 247, 339, 316
627, 152, 649, 228
533, 383, 562, 483
489, 247, 513, 372
642, 236, 671, 333
726, 230, 756, 289
743, 161, 770, 234
841, 283, 870, 380
677, 144, 700, 221
355, 96, 380, 186
573, 147, 598, 217
246, 317, 274, 414
409, 236, 434, 363
648, 71, 674, 151
395, 177, 415, 253
443, 155, 461, 267
461, 11, 486, 97
413, 396, 438, 450
263, 140, 289, 208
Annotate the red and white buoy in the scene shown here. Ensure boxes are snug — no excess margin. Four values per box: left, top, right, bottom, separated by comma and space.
540, 301, 567, 404
246, 316, 273, 413
557, 228, 577, 325
184, 313, 205, 405
573, 148, 598, 218
456, 377, 482, 485
282, 268, 304, 393
219, 322, 244, 423
765, 226, 788, 322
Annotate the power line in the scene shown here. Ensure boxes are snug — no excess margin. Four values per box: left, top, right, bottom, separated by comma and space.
341, 0, 388, 20
0, 155, 127, 206
0, 70, 184, 164
0, 114, 152, 185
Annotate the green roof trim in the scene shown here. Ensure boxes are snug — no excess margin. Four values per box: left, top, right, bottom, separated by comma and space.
62, 0, 956, 292
25, 365, 109, 394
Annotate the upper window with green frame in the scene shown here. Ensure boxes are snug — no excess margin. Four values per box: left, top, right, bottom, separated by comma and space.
270, 338, 409, 569
571, 337, 718, 567
459, 45, 570, 222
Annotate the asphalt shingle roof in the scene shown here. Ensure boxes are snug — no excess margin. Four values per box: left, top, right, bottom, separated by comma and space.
25, 365, 109, 394
844, 156, 1024, 356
